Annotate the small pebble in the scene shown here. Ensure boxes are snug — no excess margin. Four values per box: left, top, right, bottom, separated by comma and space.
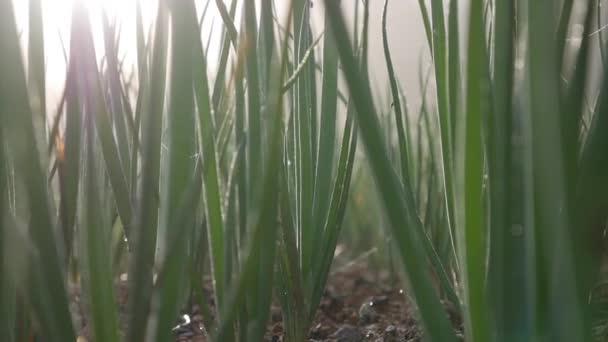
365, 329, 377, 339
384, 325, 397, 342
179, 331, 195, 338
358, 301, 379, 325
310, 322, 333, 339
173, 326, 191, 335
331, 324, 363, 342
370, 295, 388, 306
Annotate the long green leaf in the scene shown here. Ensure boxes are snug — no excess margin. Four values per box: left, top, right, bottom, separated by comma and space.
310, 4, 339, 258
211, 0, 238, 111
309, 110, 357, 322
126, 3, 168, 341
428, 0, 456, 249
486, 0, 523, 340
458, 0, 490, 340
151, 1, 200, 340
28, 0, 47, 171
382, 0, 412, 197
101, 12, 132, 183
528, 1, 588, 340
80, 85, 120, 342
293, 0, 315, 277
190, 0, 226, 315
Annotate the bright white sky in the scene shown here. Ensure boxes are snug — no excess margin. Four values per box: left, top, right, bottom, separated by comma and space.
10, 0, 328, 111
10, 0, 427, 113
11, 0, 229, 109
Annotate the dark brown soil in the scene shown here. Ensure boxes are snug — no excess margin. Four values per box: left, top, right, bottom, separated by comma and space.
273, 265, 426, 342
72, 264, 461, 341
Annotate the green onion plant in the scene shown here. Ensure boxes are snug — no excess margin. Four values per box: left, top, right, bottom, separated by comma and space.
2, 0, 608, 341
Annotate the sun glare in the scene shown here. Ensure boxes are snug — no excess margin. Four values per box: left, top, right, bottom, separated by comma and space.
12, 0, 221, 110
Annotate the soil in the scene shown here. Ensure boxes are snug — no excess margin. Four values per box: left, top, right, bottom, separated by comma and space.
72, 263, 463, 341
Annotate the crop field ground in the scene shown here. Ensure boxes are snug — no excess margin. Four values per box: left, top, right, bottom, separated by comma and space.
1, 0, 608, 341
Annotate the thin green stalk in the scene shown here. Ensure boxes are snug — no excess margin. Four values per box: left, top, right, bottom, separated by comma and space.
310, 3, 339, 274
382, 0, 412, 199
80, 92, 120, 342
102, 12, 132, 183
429, 0, 457, 268
152, 1, 198, 340
458, 0, 490, 340
126, 3, 168, 340
28, 0, 47, 170
190, 0, 226, 315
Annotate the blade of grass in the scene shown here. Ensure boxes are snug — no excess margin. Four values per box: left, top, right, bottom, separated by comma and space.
281, 33, 323, 93
79, 81, 120, 342
216, 112, 235, 168
128, 0, 148, 194
152, 161, 202, 340
416, 0, 434, 54
214, 0, 239, 49
557, 0, 574, 74
457, 0, 490, 340
240, 1, 266, 329
62, 49, 81, 265
190, 0, 226, 315
293, 0, 315, 277
309, 109, 357, 321
126, 3, 168, 341
382, 0, 412, 199
447, 0, 461, 158
150, 0, 200, 340
486, 0, 528, 340
211, 0, 238, 110
244, 0, 262, 187
528, 1, 588, 340
28, 0, 47, 170
575, 0, 608, 327
260, 0, 275, 90
102, 12, 132, 182
311, 4, 339, 258
233, 40, 247, 256
429, 0, 457, 267
0, 102, 7, 340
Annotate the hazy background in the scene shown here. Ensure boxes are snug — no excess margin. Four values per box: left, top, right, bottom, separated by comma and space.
12, 0, 430, 114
